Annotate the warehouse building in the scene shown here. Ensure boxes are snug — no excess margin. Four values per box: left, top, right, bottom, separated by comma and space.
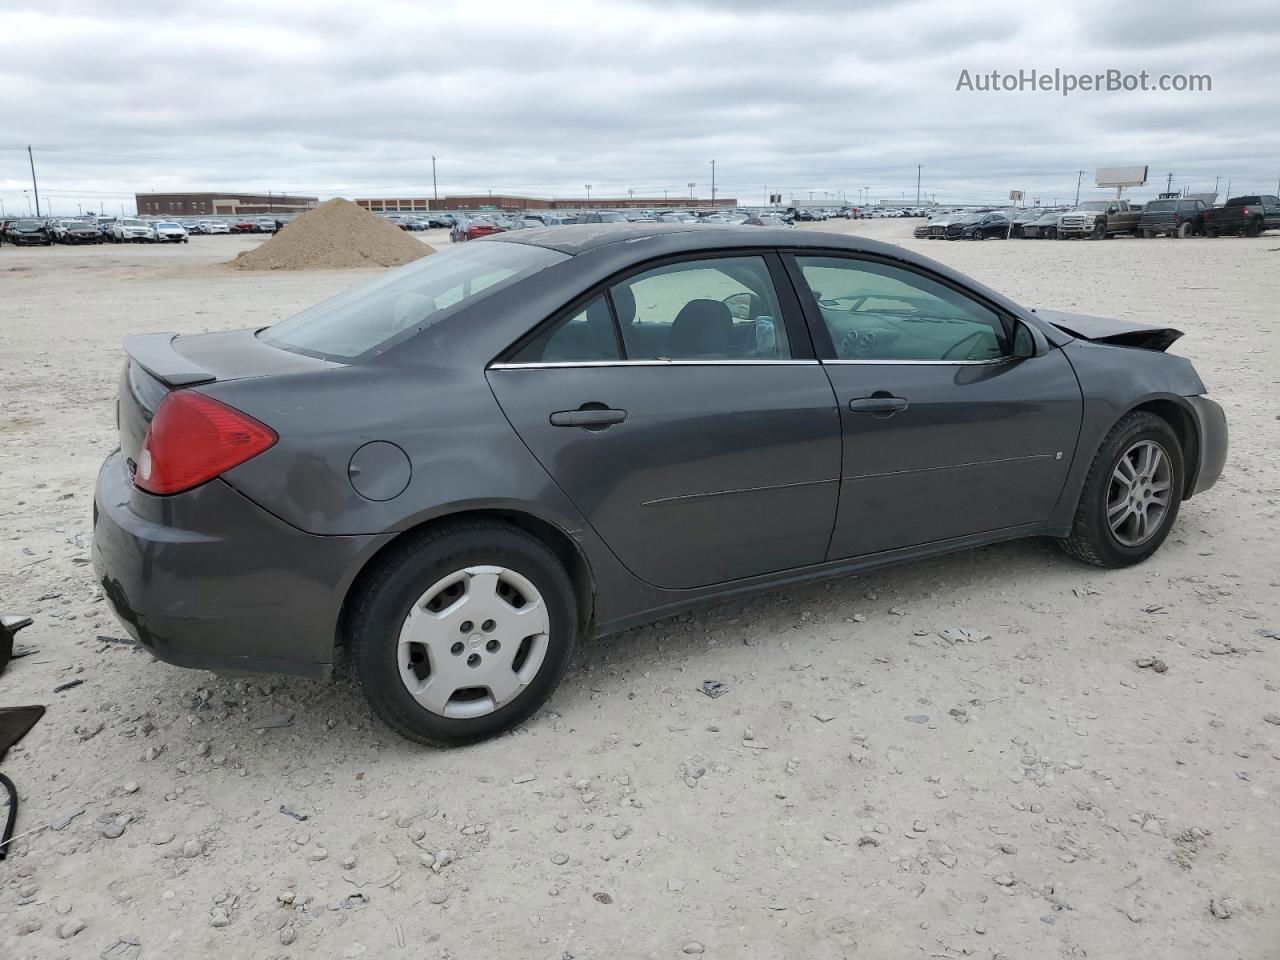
135, 192, 319, 216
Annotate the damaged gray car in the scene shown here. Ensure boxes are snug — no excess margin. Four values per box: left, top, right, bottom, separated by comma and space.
93, 224, 1227, 745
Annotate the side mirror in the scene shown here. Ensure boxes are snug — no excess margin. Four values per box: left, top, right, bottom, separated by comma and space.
1011, 321, 1037, 359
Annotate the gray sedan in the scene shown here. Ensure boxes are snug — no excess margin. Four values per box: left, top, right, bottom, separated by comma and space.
93, 225, 1227, 745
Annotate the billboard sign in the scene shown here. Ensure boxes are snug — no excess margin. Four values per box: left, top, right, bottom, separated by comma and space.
1096, 165, 1148, 187
1009, 190, 1024, 202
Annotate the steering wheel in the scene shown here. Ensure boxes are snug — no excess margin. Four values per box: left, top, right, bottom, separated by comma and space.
940, 331, 988, 361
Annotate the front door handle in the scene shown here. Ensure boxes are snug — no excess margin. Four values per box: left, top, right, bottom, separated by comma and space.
849, 396, 909, 414
550, 407, 628, 428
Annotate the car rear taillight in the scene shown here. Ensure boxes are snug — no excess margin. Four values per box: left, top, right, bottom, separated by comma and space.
136, 391, 276, 495
1241, 207, 1250, 218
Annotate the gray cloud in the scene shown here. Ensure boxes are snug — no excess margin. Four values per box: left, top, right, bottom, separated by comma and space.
2, 0, 1276, 217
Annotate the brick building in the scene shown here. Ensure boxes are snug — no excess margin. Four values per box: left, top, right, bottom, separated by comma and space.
355, 195, 736, 212
135, 192, 319, 216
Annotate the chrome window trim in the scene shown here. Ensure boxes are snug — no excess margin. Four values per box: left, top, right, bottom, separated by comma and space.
821, 357, 1015, 367
489, 359, 821, 370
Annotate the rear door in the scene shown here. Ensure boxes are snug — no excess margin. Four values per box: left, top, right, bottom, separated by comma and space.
784, 252, 1082, 559
488, 252, 842, 589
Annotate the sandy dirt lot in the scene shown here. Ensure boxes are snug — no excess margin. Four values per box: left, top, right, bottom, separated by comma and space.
1, 221, 1277, 959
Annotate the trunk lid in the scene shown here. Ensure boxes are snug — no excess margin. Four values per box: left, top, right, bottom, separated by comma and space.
117, 328, 339, 477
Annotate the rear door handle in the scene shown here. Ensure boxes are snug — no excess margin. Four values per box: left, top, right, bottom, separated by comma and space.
849, 396, 909, 414
549, 407, 628, 428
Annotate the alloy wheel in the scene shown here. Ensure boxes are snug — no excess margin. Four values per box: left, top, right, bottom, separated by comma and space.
397, 565, 550, 719
1107, 440, 1173, 547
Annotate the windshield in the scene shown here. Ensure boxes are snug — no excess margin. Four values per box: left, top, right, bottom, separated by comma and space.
1144, 200, 1175, 211
262, 241, 567, 361
1076, 202, 1110, 211
15, 220, 41, 229
595, 213, 626, 222
123, 219, 145, 227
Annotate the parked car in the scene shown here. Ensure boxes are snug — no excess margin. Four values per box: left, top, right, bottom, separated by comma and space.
577, 212, 628, 224
202, 220, 231, 235
111, 218, 154, 242
451, 217, 504, 242
60, 220, 104, 244
1137, 198, 1208, 238
1020, 209, 1063, 239
93, 224, 1227, 746
1057, 200, 1142, 239
181, 220, 208, 235
150, 221, 190, 244
230, 220, 260, 234
914, 214, 953, 239
944, 211, 1010, 240
7, 219, 52, 246
743, 214, 791, 227
1204, 195, 1280, 237
1006, 209, 1047, 238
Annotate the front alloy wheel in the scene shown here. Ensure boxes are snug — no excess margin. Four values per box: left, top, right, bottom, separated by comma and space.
1059, 411, 1184, 567
1106, 440, 1173, 547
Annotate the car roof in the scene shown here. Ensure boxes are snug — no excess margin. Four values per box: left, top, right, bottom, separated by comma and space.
489, 222, 894, 256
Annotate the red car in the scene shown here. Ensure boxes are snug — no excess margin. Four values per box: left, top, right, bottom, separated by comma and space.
451, 217, 505, 242
231, 220, 260, 234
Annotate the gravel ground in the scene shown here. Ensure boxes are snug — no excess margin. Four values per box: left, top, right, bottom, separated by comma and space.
1, 222, 1277, 958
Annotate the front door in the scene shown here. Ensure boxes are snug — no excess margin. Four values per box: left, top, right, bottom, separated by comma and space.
786, 253, 1082, 559
488, 253, 842, 589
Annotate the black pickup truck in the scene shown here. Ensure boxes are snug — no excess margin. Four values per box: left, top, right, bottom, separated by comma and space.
1204, 195, 1280, 237
1138, 198, 1209, 238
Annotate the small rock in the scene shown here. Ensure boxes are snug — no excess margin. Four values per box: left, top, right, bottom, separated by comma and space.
905, 715, 929, 724
682, 942, 705, 955
994, 875, 1015, 887
612, 825, 631, 840
57, 919, 87, 939
122, 781, 140, 794
851, 613, 867, 623
1263, 713, 1280, 726
279, 926, 297, 945
210, 907, 230, 928
888, 606, 905, 616
341, 855, 357, 870
309, 846, 329, 861
550, 852, 569, 865
102, 822, 126, 839
812, 711, 835, 723
701, 680, 728, 698
181, 838, 204, 859
1152, 659, 1168, 673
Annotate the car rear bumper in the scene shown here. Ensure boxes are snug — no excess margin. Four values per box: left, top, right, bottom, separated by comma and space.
1186, 395, 1227, 497
92, 451, 390, 680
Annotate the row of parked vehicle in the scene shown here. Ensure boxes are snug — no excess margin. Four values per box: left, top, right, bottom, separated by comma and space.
447, 208, 804, 241
912, 195, 1280, 241
0, 214, 294, 247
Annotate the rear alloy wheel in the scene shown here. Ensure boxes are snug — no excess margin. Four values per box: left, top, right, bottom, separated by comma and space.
349, 522, 577, 746
1059, 412, 1184, 567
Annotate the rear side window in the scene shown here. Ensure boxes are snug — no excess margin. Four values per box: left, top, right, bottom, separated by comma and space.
262, 242, 567, 361
610, 256, 791, 360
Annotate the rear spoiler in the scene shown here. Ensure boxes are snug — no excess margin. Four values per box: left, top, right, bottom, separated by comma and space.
123, 333, 216, 387
1034, 309, 1183, 353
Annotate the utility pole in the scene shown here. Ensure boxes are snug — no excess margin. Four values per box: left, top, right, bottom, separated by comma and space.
431, 156, 438, 202
1224, 178, 1231, 199
688, 182, 695, 200
585, 184, 592, 202
915, 164, 922, 205
1074, 170, 1084, 205
28, 145, 40, 217
1213, 175, 1220, 197
710, 160, 716, 204
1165, 171, 1173, 193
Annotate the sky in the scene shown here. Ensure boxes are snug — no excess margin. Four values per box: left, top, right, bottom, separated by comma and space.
3, 0, 1278, 217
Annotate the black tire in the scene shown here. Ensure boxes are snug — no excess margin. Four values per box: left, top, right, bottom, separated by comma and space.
1177, 221, 1193, 239
1091, 220, 1107, 239
1058, 411, 1185, 568
1246, 217, 1263, 238
1205, 226, 1219, 238
348, 521, 578, 747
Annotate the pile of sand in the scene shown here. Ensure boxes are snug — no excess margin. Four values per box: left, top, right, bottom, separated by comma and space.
231, 198, 434, 270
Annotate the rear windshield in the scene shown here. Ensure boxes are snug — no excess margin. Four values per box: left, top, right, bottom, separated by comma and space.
1144, 200, 1176, 211
261, 240, 567, 361
1226, 196, 1261, 205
